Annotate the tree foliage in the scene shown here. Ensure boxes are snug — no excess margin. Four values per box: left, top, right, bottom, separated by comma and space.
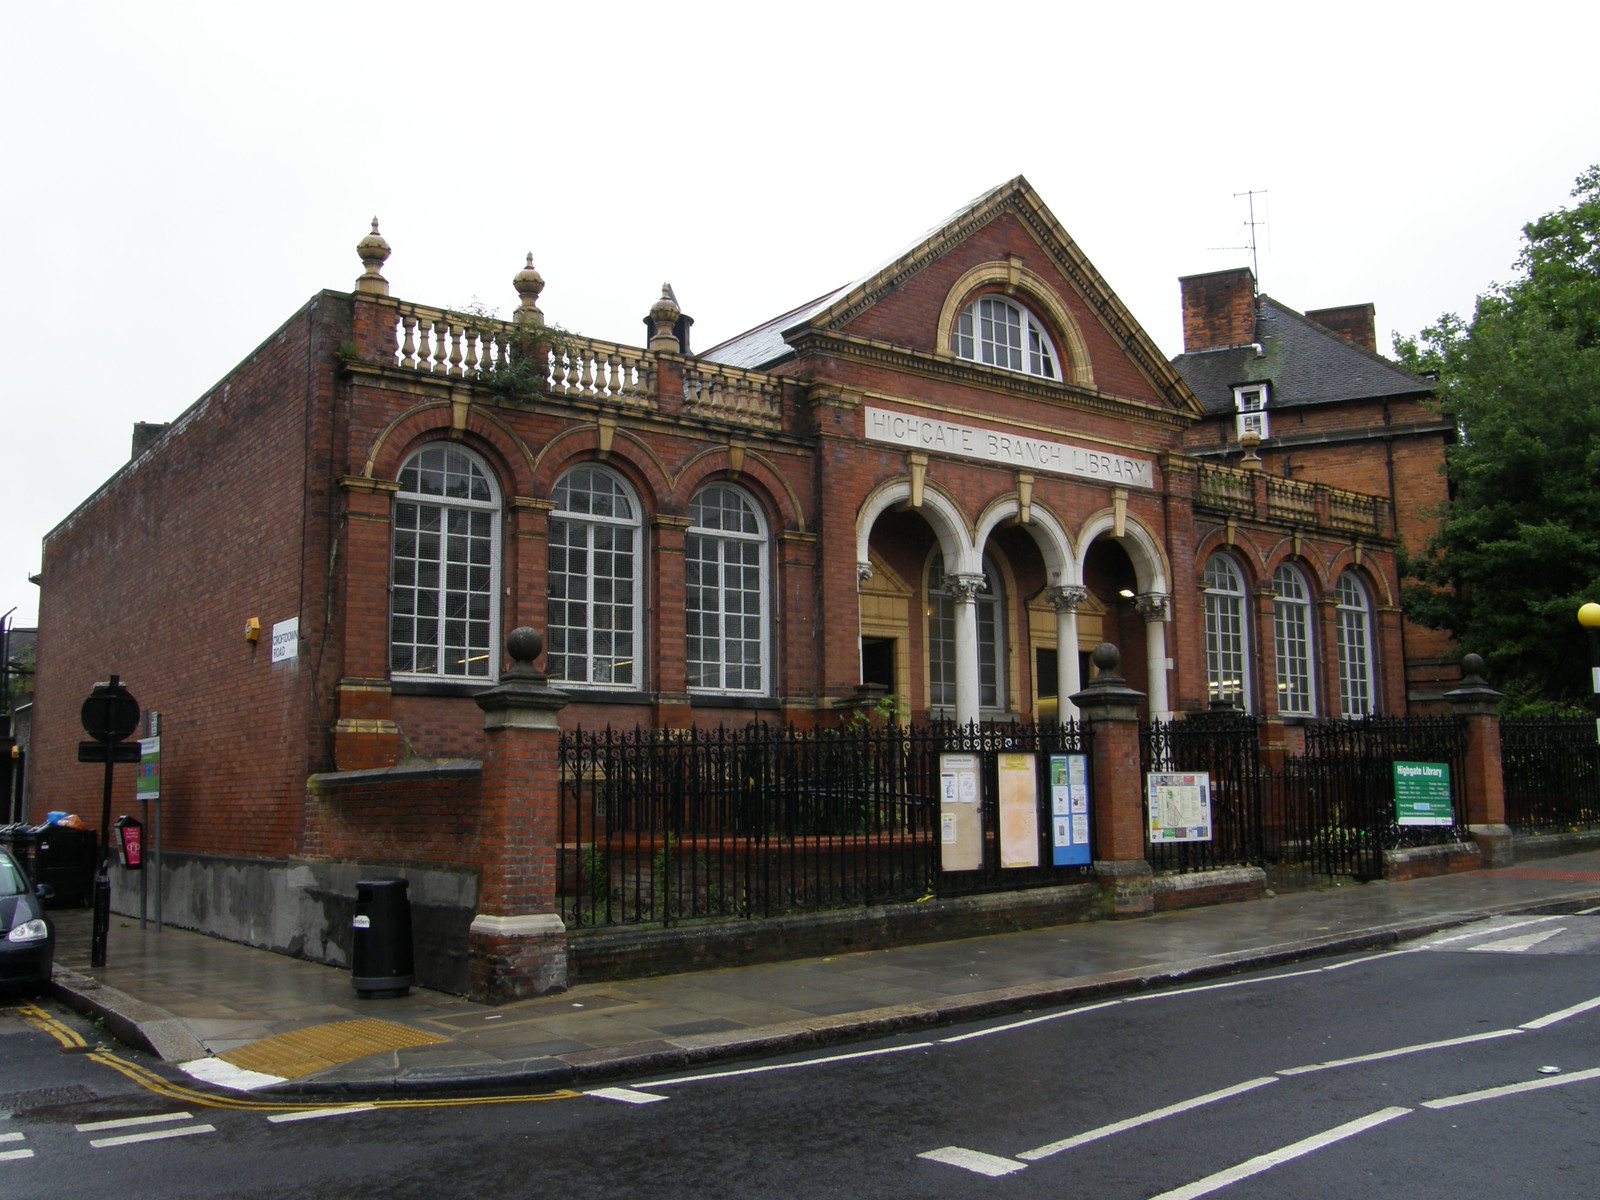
1394, 167, 1600, 707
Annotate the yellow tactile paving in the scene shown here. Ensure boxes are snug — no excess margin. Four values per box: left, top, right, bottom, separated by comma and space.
218, 1019, 448, 1079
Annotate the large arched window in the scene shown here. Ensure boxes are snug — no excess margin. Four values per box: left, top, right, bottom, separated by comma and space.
951, 296, 1058, 379
686, 483, 769, 695
1272, 563, 1316, 716
1203, 553, 1251, 710
1335, 570, 1377, 717
928, 552, 1004, 711
548, 465, 643, 688
390, 444, 501, 680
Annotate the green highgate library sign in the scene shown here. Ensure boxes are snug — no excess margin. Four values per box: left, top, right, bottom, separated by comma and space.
1393, 761, 1453, 827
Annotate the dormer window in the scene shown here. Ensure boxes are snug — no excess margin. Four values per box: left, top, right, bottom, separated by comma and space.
1234, 384, 1269, 440
953, 296, 1059, 379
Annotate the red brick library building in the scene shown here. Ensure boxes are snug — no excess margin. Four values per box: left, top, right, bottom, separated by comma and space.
28, 178, 1449, 989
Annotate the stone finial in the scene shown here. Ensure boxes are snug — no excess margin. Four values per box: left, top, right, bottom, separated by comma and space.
513, 254, 545, 327
505, 626, 545, 678
1239, 430, 1263, 471
1069, 642, 1145, 717
356, 218, 391, 296
648, 283, 682, 352
1443, 651, 1503, 715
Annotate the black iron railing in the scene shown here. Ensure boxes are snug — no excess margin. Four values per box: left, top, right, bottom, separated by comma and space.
1290, 715, 1469, 878
1501, 718, 1600, 834
557, 720, 1088, 928
1142, 709, 1264, 872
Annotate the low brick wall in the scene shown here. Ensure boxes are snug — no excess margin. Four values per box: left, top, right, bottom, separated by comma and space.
1383, 841, 1482, 882
1152, 866, 1268, 912
568, 883, 1103, 983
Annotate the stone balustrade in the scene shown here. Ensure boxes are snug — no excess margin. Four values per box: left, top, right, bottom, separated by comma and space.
1195, 462, 1390, 537
387, 303, 655, 408
681, 361, 784, 430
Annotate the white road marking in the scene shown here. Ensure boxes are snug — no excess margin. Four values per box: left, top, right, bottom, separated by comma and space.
1123, 966, 1331, 1003
1468, 927, 1564, 953
90, 1125, 216, 1148
1423, 916, 1561, 948
266, 1104, 376, 1123
1277, 1028, 1523, 1075
939, 999, 1123, 1043
76, 1112, 195, 1132
645, 1041, 934, 1087
1147, 1107, 1411, 1200
586, 1087, 669, 1105
1424, 1065, 1600, 1109
0, 1149, 34, 1162
1319, 948, 1420, 969
1524, 994, 1600, 1030
0, 1133, 22, 1143
918, 1146, 1027, 1177
181, 1057, 286, 1091
1017, 1077, 1279, 1161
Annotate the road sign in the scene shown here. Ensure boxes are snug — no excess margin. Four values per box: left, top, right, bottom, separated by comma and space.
78, 740, 142, 763
81, 678, 140, 742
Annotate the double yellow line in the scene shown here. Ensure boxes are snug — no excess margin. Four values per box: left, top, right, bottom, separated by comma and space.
18, 1005, 581, 1112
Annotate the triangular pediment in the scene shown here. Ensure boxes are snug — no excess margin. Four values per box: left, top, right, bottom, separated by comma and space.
705, 176, 1203, 417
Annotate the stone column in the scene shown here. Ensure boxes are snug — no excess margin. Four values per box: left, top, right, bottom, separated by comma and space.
468, 627, 571, 1002
1444, 653, 1513, 869
1136, 592, 1172, 721
1046, 585, 1087, 720
948, 573, 987, 726
1071, 643, 1153, 917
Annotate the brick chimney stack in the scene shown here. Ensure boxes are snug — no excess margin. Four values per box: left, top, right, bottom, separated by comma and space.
1179, 268, 1258, 353
1304, 304, 1377, 354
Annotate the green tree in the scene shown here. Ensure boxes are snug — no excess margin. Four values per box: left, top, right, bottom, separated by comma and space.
1395, 167, 1600, 709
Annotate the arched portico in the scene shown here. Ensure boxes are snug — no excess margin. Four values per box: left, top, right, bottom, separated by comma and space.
1076, 513, 1174, 720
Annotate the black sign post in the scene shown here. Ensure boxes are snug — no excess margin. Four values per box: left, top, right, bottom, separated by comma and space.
79, 675, 140, 969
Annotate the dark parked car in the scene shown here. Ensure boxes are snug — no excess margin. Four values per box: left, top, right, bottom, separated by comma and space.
0, 847, 54, 994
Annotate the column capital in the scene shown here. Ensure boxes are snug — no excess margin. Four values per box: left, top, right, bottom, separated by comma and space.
945, 572, 987, 603
1045, 584, 1089, 613
1134, 592, 1170, 622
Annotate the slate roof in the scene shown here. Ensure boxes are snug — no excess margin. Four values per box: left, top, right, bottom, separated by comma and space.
701, 182, 1014, 371
1171, 296, 1433, 414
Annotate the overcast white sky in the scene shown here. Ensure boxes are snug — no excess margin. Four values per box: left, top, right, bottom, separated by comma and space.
3, 1, 1595, 627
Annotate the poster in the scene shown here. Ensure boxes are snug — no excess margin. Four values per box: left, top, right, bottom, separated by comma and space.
1049, 753, 1091, 866
1394, 762, 1453, 826
938, 753, 982, 871
1146, 772, 1212, 842
997, 752, 1040, 869
136, 736, 161, 802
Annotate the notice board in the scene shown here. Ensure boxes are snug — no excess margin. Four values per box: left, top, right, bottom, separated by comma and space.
939, 753, 983, 871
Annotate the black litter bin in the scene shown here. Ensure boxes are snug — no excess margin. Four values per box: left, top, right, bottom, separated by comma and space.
351, 878, 414, 998
31, 824, 96, 908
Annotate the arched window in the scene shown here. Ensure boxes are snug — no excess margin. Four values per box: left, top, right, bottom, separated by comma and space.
1335, 570, 1376, 717
951, 296, 1058, 379
390, 444, 501, 680
1203, 553, 1251, 710
548, 465, 643, 688
1272, 563, 1316, 716
928, 552, 1004, 711
686, 483, 769, 695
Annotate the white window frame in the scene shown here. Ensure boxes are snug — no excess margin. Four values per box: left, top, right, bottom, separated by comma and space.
390, 444, 502, 682
685, 483, 770, 696
952, 295, 1059, 380
928, 552, 1005, 712
1271, 563, 1316, 716
1234, 384, 1269, 441
1203, 552, 1251, 711
1335, 570, 1377, 718
547, 465, 644, 689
